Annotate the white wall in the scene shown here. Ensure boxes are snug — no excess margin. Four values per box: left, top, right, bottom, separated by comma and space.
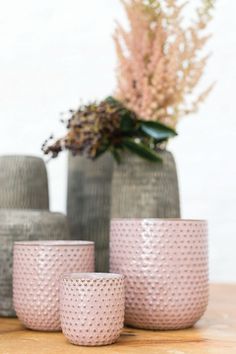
0, 0, 235, 282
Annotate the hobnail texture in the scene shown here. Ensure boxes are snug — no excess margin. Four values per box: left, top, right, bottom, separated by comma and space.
13, 241, 94, 331
110, 218, 208, 330
0, 210, 70, 317
60, 273, 125, 346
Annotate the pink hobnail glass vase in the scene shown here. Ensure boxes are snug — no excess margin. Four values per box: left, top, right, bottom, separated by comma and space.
110, 218, 208, 330
60, 273, 125, 346
13, 240, 94, 331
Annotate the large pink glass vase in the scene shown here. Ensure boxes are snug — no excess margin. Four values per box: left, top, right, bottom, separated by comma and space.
110, 218, 208, 330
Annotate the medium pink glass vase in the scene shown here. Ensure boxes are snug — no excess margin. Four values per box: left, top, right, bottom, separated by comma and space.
13, 241, 94, 331
110, 218, 208, 330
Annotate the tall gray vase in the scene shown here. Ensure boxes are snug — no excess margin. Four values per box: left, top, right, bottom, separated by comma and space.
0, 210, 70, 317
111, 150, 181, 218
67, 154, 113, 272
0, 155, 49, 209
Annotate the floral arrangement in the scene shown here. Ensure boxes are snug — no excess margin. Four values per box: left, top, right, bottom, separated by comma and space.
42, 97, 176, 162
114, 0, 215, 128
43, 0, 215, 162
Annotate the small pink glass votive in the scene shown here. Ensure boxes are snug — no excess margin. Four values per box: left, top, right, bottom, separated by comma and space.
13, 241, 94, 331
60, 273, 125, 346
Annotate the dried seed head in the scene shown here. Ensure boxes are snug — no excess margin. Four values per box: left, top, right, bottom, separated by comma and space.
42, 98, 135, 159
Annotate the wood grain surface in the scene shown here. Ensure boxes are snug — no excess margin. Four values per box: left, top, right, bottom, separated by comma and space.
0, 284, 235, 354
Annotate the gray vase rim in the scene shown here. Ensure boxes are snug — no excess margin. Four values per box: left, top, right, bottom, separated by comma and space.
0, 209, 64, 215
0, 154, 44, 160
14, 240, 94, 247
111, 218, 207, 223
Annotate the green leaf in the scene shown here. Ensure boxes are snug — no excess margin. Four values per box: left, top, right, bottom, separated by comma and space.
111, 148, 121, 164
140, 121, 177, 141
120, 114, 135, 132
94, 144, 110, 159
122, 138, 162, 162
105, 96, 121, 107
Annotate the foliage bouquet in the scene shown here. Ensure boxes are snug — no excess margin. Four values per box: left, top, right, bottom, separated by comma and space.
43, 0, 214, 163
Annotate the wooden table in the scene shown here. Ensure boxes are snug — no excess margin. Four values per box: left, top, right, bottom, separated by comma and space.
0, 284, 235, 354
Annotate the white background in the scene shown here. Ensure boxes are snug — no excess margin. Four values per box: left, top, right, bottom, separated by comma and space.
0, 0, 235, 282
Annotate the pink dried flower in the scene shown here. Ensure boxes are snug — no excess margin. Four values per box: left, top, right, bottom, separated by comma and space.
114, 0, 215, 128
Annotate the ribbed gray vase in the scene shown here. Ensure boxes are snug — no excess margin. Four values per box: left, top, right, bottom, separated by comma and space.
67, 154, 113, 272
111, 150, 181, 218
0, 210, 70, 317
0, 155, 49, 209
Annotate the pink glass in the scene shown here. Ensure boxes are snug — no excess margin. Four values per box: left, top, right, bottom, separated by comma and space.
110, 218, 208, 330
13, 241, 94, 331
60, 273, 125, 346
